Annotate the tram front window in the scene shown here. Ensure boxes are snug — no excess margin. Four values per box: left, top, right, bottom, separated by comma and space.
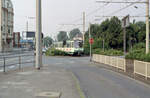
74, 40, 83, 48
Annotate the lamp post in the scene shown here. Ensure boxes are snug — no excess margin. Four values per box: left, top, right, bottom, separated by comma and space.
36, 0, 42, 69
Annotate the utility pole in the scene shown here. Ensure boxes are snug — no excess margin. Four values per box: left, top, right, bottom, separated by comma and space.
123, 28, 126, 55
0, 0, 2, 52
89, 23, 92, 61
146, 0, 149, 54
122, 15, 130, 56
26, 21, 28, 48
83, 12, 85, 44
26, 21, 28, 32
36, 0, 42, 69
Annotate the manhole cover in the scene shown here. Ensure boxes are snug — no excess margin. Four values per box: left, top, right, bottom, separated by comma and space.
36, 92, 61, 98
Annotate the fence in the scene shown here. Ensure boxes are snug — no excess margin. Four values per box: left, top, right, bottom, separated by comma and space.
0, 50, 35, 73
92, 54, 126, 71
92, 54, 150, 80
134, 60, 150, 79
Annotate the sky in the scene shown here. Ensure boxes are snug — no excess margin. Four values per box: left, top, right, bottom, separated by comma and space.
11, 0, 146, 39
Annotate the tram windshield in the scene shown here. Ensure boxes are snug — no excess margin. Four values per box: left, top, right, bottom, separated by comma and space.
74, 40, 83, 48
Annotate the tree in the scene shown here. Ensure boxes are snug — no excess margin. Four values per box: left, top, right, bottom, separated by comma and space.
106, 16, 122, 49
43, 36, 53, 47
84, 16, 147, 54
69, 28, 81, 40
57, 31, 68, 41
136, 21, 146, 43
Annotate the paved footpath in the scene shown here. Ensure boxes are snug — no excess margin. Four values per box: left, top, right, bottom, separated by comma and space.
0, 65, 80, 98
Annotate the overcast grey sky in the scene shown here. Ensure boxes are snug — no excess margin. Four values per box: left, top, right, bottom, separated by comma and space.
12, 0, 146, 38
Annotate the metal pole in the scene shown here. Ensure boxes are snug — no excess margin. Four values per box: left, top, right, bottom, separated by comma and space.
19, 56, 21, 70
103, 39, 105, 52
83, 12, 85, 44
26, 21, 28, 32
146, 0, 149, 54
89, 23, 92, 61
123, 28, 126, 55
36, 0, 42, 69
26, 21, 29, 48
3, 57, 5, 73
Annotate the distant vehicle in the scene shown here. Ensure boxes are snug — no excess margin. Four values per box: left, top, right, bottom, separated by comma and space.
53, 40, 84, 55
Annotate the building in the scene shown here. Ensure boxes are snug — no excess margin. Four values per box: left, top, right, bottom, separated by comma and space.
0, 0, 14, 51
13, 32, 20, 48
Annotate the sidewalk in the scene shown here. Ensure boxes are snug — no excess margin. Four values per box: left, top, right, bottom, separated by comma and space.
0, 65, 80, 98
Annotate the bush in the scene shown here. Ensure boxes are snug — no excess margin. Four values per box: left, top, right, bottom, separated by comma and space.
125, 49, 150, 62
132, 42, 145, 50
46, 48, 67, 56
93, 49, 123, 56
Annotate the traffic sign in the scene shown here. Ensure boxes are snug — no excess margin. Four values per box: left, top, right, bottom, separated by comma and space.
89, 38, 94, 44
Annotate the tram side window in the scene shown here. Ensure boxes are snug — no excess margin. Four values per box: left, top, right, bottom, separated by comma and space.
55, 44, 57, 48
67, 43, 69, 48
71, 42, 74, 48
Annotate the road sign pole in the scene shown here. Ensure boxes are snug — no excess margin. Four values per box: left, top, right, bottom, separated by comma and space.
83, 12, 85, 44
89, 23, 92, 61
36, 0, 42, 69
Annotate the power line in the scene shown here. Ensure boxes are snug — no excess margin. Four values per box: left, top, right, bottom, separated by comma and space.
70, 3, 109, 23
95, 0, 143, 22
96, 1, 147, 4
95, 15, 146, 18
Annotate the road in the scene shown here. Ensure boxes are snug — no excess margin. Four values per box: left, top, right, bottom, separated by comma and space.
43, 56, 150, 98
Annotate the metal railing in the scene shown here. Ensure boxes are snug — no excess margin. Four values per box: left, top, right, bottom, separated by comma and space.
0, 49, 35, 73
92, 54, 126, 71
92, 54, 150, 80
134, 60, 150, 80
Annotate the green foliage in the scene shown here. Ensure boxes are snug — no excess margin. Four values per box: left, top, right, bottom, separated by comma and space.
69, 28, 81, 40
93, 49, 123, 56
125, 49, 148, 61
57, 31, 68, 41
83, 16, 148, 57
83, 38, 90, 55
44, 36, 53, 47
125, 43, 150, 62
132, 42, 145, 50
46, 48, 67, 56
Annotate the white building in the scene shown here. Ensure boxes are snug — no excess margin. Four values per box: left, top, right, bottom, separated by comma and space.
0, 0, 14, 51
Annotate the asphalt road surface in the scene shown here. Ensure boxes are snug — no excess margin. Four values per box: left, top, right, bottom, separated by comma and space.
43, 56, 150, 98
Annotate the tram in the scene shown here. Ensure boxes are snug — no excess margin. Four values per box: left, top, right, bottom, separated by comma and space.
53, 39, 84, 55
